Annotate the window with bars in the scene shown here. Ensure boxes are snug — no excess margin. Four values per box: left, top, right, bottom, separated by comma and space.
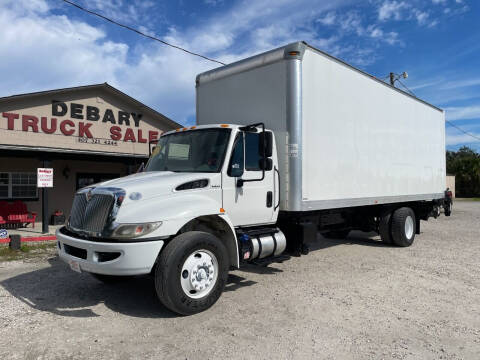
0, 172, 38, 199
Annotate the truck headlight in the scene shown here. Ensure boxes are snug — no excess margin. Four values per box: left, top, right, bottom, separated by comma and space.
112, 222, 162, 239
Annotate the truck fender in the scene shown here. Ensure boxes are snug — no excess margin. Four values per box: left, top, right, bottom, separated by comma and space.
177, 214, 239, 269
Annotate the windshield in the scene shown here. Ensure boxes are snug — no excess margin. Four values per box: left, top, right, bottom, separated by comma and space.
145, 128, 231, 173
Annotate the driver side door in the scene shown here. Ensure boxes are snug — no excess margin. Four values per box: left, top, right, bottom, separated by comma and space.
222, 131, 275, 226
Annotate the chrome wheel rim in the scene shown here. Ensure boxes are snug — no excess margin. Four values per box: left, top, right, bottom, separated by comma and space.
180, 249, 218, 299
405, 215, 414, 239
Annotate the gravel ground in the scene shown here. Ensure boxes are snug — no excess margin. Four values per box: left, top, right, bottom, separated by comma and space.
0, 201, 479, 360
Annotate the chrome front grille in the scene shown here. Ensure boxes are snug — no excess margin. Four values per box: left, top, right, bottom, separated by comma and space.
69, 193, 88, 230
69, 192, 115, 234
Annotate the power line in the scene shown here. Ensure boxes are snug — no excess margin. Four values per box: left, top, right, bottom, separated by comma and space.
446, 120, 480, 142
396, 78, 417, 97
59, 0, 226, 66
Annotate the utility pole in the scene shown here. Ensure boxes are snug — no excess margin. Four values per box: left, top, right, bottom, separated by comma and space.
389, 72, 395, 86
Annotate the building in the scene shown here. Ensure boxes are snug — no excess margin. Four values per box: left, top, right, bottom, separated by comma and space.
446, 175, 455, 198
0, 83, 180, 228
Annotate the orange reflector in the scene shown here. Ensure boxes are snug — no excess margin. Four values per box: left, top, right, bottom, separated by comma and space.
175, 128, 180, 132
220, 124, 229, 128
289, 51, 300, 56
190, 126, 196, 129
182, 128, 187, 131
220, 208, 225, 213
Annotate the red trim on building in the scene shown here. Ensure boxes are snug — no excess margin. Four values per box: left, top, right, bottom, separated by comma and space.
0, 235, 57, 244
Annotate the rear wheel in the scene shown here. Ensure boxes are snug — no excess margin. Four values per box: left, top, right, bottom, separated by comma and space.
379, 212, 393, 244
391, 207, 416, 247
155, 231, 229, 315
444, 201, 453, 216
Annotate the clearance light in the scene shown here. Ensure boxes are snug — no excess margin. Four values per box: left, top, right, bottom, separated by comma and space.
220, 208, 225, 213
220, 124, 229, 128
289, 51, 300, 56
175, 129, 180, 132
190, 126, 197, 129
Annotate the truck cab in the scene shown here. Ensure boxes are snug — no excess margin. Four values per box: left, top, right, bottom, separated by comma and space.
57, 123, 282, 315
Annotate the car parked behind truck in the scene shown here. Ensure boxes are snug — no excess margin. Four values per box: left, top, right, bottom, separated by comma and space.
57, 42, 451, 315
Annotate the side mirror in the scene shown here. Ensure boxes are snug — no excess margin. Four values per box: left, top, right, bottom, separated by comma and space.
258, 158, 273, 171
228, 163, 244, 178
259, 131, 273, 158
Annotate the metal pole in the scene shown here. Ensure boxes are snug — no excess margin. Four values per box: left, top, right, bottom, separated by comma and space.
389, 72, 395, 86
42, 159, 50, 234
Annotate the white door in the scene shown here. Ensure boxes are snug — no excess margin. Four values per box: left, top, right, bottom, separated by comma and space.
222, 131, 277, 226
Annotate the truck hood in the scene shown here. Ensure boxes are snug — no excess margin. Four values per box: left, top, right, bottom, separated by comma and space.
94, 171, 221, 204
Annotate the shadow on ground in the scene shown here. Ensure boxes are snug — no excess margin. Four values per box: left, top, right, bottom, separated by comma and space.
0, 257, 260, 319
313, 231, 394, 251
1, 231, 387, 319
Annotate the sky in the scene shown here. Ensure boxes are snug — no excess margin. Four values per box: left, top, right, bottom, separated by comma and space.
1, 0, 479, 151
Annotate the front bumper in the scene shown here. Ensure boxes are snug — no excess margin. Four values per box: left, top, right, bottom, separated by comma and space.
56, 227, 164, 276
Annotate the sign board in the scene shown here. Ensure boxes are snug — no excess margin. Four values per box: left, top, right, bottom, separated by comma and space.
0, 97, 167, 156
37, 168, 53, 188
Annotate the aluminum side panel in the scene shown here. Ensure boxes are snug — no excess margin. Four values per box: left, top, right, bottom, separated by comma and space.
301, 48, 446, 206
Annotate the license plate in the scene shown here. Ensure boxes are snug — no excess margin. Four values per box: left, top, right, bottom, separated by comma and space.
69, 260, 82, 273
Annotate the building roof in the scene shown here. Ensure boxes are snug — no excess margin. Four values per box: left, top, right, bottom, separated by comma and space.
0, 82, 181, 130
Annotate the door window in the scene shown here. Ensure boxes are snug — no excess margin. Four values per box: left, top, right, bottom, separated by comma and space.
245, 132, 261, 171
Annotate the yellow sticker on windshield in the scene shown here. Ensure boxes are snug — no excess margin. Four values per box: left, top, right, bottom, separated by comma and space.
151, 146, 161, 156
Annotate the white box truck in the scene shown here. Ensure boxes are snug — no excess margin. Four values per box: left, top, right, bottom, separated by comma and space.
57, 42, 452, 315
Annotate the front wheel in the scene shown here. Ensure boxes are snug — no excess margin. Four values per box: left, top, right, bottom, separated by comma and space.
155, 231, 229, 315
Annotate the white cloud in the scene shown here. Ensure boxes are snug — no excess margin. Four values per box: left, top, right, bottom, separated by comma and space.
432, 0, 447, 4
77, 0, 156, 24
441, 78, 480, 90
378, 1, 409, 21
366, 25, 400, 45
413, 9, 430, 25
446, 133, 480, 146
445, 106, 480, 121
0, 0, 358, 125
339, 11, 364, 35
204, 0, 224, 6
0, 0, 447, 126
317, 11, 336, 25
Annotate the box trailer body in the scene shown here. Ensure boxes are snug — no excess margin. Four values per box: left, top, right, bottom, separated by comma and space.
196, 42, 446, 212
56, 42, 452, 315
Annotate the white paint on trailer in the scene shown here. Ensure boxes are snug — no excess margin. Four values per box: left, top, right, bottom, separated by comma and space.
196, 42, 446, 212
301, 47, 446, 207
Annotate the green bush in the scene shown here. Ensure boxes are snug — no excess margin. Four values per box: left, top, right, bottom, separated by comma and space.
446, 146, 480, 197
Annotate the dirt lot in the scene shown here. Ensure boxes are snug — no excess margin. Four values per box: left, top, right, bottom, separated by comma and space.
0, 201, 479, 359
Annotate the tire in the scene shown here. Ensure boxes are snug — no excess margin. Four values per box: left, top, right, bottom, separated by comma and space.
391, 207, 416, 247
90, 273, 126, 283
444, 201, 452, 216
155, 231, 229, 315
323, 230, 350, 239
379, 212, 393, 244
